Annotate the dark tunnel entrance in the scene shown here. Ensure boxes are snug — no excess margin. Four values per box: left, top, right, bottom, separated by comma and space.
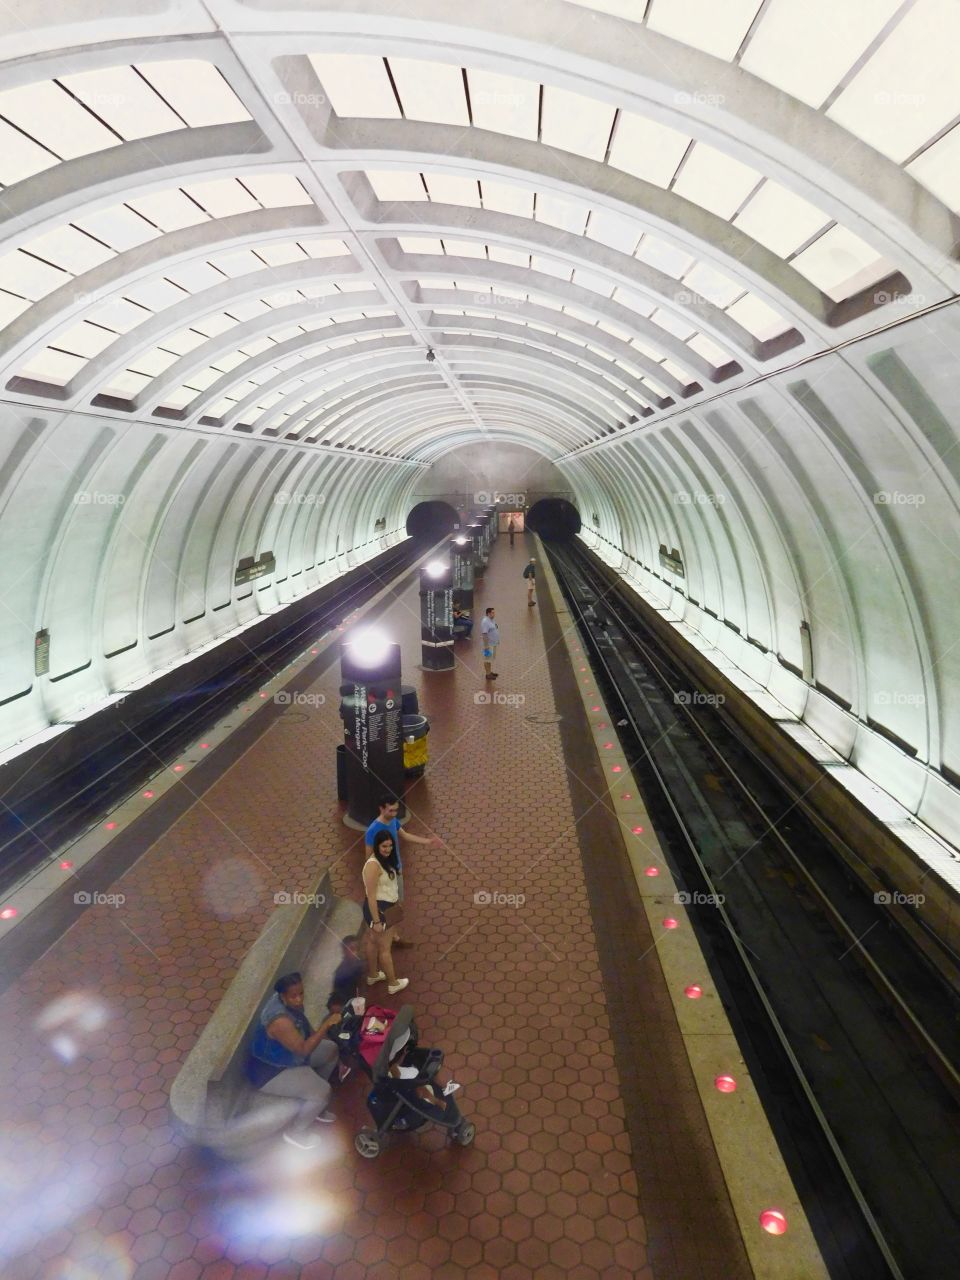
405, 500, 459, 542
526, 498, 582, 542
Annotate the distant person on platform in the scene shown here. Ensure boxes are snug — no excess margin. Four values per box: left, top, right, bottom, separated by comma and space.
480, 606, 500, 680
247, 972, 341, 1149
507, 516, 517, 548
364, 795, 443, 948
523, 558, 537, 607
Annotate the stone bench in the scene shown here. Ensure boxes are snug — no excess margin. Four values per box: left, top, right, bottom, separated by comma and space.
169, 873, 363, 1158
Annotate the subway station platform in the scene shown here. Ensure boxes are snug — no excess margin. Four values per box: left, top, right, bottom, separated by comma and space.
0, 533, 792, 1280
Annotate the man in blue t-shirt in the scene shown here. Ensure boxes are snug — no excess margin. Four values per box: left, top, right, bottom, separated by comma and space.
364, 795, 443, 948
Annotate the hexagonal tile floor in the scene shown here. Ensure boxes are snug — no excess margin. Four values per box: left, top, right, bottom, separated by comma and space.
0, 532, 750, 1279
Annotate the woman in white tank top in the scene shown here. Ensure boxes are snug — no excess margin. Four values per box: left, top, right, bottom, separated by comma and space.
362, 830, 408, 996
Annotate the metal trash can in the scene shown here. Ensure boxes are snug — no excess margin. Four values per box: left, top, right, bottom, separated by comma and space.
336, 743, 348, 801
402, 713, 429, 777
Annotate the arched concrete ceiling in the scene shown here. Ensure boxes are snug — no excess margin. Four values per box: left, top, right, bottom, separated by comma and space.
2, 0, 960, 862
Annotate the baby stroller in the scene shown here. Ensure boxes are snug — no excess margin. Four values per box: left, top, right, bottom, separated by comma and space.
333, 1002, 475, 1159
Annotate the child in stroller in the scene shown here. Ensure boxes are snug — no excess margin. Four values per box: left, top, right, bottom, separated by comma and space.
332, 1002, 475, 1159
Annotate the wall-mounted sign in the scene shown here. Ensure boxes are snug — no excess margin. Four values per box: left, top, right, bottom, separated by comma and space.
35, 629, 50, 676
659, 544, 685, 577
235, 551, 276, 585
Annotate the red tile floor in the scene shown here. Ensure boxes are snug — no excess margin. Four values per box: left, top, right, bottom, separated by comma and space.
0, 533, 751, 1279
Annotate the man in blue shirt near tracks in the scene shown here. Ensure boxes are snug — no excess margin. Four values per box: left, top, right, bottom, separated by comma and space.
364, 794, 443, 949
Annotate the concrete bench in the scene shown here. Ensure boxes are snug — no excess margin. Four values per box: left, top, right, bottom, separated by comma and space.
169, 874, 363, 1158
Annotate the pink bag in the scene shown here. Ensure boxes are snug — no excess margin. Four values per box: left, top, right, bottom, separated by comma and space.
358, 1005, 396, 1067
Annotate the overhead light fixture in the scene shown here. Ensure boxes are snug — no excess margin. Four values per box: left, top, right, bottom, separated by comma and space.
425, 560, 446, 577
345, 627, 392, 667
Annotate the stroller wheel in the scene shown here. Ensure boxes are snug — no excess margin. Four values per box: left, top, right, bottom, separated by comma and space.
455, 1121, 476, 1146
355, 1128, 382, 1159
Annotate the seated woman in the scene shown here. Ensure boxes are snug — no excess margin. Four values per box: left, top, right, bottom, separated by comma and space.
247, 972, 342, 1149
387, 1026, 459, 1110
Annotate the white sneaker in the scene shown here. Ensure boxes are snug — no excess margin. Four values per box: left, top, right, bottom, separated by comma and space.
366, 971, 386, 986
442, 1081, 461, 1096
283, 1131, 322, 1149
387, 977, 409, 995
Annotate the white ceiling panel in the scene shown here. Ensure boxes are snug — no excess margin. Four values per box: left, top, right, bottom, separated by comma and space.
366, 170, 426, 201
908, 125, 960, 211
467, 69, 539, 141
53, 321, 118, 359
398, 236, 445, 255
123, 278, 187, 312
300, 239, 350, 258
740, 0, 904, 108
185, 178, 260, 218
672, 143, 762, 219
571, 268, 613, 297
103, 369, 151, 397
733, 180, 830, 257
257, 244, 307, 267
827, 0, 960, 163
607, 112, 690, 188
536, 194, 589, 235
126, 189, 209, 232
74, 205, 159, 252
308, 53, 400, 119
688, 333, 732, 367
443, 239, 487, 259
790, 225, 893, 301
540, 86, 615, 161
60, 66, 184, 140
19, 348, 85, 385
0, 250, 69, 299
634, 234, 695, 279
425, 174, 481, 206
389, 58, 470, 127
210, 249, 267, 278
647, 0, 763, 61
481, 181, 535, 218
24, 226, 114, 274
166, 260, 228, 292
649, 308, 695, 340
531, 255, 573, 281
683, 262, 742, 308
160, 328, 207, 356
0, 119, 58, 185
242, 174, 313, 207
612, 287, 655, 318
488, 246, 531, 267
586, 209, 641, 254
726, 292, 790, 340
84, 297, 150, 333
0, 290, 30, 326
0, 81, 119, 159
136, 61, 250, 127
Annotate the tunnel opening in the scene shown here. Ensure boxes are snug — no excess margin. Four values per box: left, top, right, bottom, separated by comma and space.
405, 500, 459, 542
526, 498, 582, 542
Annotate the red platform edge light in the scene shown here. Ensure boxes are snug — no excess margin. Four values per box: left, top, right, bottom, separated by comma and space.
173, 764, 184, 773
259, 692, 268, 698
104, 821, 117, 830
662, 917, 678, 930
142, 790, 154, 799
0, 907, 17, 920
621, 792, 632, 799
59, 861, 74, 870
611, 765, 622, 773
715, 1074, 737, 1093
632, 825, 644, 834
200, 743, 210, 749
684, 984, 703, 999
760, 1209, 787, 1236
603, 742, 614, 750
591, 705, 600, 711
644, 866, 659, 877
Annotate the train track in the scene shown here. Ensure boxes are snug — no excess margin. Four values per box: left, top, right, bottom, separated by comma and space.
0, 543, 419, 897
549, 540, 960, 1280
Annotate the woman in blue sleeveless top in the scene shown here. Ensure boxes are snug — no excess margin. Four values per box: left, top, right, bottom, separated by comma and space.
247, 972, 342, 1149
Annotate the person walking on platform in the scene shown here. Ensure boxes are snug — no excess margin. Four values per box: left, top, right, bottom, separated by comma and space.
523, 558, 537, 606
480, 606, 500, 680
247, 972, 342, 1149
507, 516, 516, 548
362, 829, 409, 996
364, 795, 443, 949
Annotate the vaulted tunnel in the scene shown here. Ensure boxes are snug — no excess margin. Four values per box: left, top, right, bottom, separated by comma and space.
1, 0, 959, 864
